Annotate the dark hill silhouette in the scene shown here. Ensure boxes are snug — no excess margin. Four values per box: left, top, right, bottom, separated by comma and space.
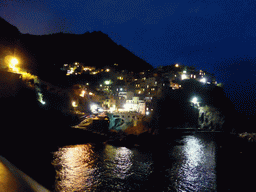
0, 17, 21, 62
0, 17, 20, 40
0, 17, 153, 79
19, 31, 153, 77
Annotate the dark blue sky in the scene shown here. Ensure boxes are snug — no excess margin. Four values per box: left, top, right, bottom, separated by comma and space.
1, 0, 256, 116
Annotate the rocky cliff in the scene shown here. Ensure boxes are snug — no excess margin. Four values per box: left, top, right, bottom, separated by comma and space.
147, 79, 238, 133
198, 105, 225, 131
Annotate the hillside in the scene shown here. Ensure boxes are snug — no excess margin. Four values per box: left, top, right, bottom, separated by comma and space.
19, 32, 153, 76
0, 17, 153, 78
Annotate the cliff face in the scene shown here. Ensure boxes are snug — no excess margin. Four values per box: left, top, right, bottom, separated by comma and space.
198, 105, 225, 131
148, 79, 237, 133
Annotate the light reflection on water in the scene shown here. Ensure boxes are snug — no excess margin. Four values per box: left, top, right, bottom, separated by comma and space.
52, 143, 153, 191
170, 135, 216, 191
52, 144, 100, 192
51, 134, 216, 191
103, 146, 133, 179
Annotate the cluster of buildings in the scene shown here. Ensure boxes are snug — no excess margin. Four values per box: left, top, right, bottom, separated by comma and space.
60, 62, 219, 116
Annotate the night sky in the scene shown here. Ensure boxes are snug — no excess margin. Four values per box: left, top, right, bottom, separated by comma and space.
1, 0, 256, 116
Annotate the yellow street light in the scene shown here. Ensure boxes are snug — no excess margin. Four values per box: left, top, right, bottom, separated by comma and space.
11, 58, 18, 65
9, 57, 19, 72
72, 101, 78, 107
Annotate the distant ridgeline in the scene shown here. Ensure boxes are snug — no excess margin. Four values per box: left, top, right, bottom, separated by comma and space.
19, 32, 153, 78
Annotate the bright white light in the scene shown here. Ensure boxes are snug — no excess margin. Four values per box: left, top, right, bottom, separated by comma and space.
105, 80, 111, 85
120, 88, 123, 91
38, 93, 46, 105
192, 97, 198, 104
175, 64, 179, 67
183, 70, 187, 73
146, 111, 150, 115
200, 78, 206, 83
181, 74, 187, 80
98, 108, 104, 112
90, 104, 98, 112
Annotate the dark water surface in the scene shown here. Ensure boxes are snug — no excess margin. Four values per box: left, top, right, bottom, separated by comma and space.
48, 132, 255, 191
2, 131, 255, 191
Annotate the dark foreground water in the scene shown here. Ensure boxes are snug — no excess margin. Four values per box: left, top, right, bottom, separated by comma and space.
51, 135, 216, 191
49, 132, 254, 191
3, 131, 256, 191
